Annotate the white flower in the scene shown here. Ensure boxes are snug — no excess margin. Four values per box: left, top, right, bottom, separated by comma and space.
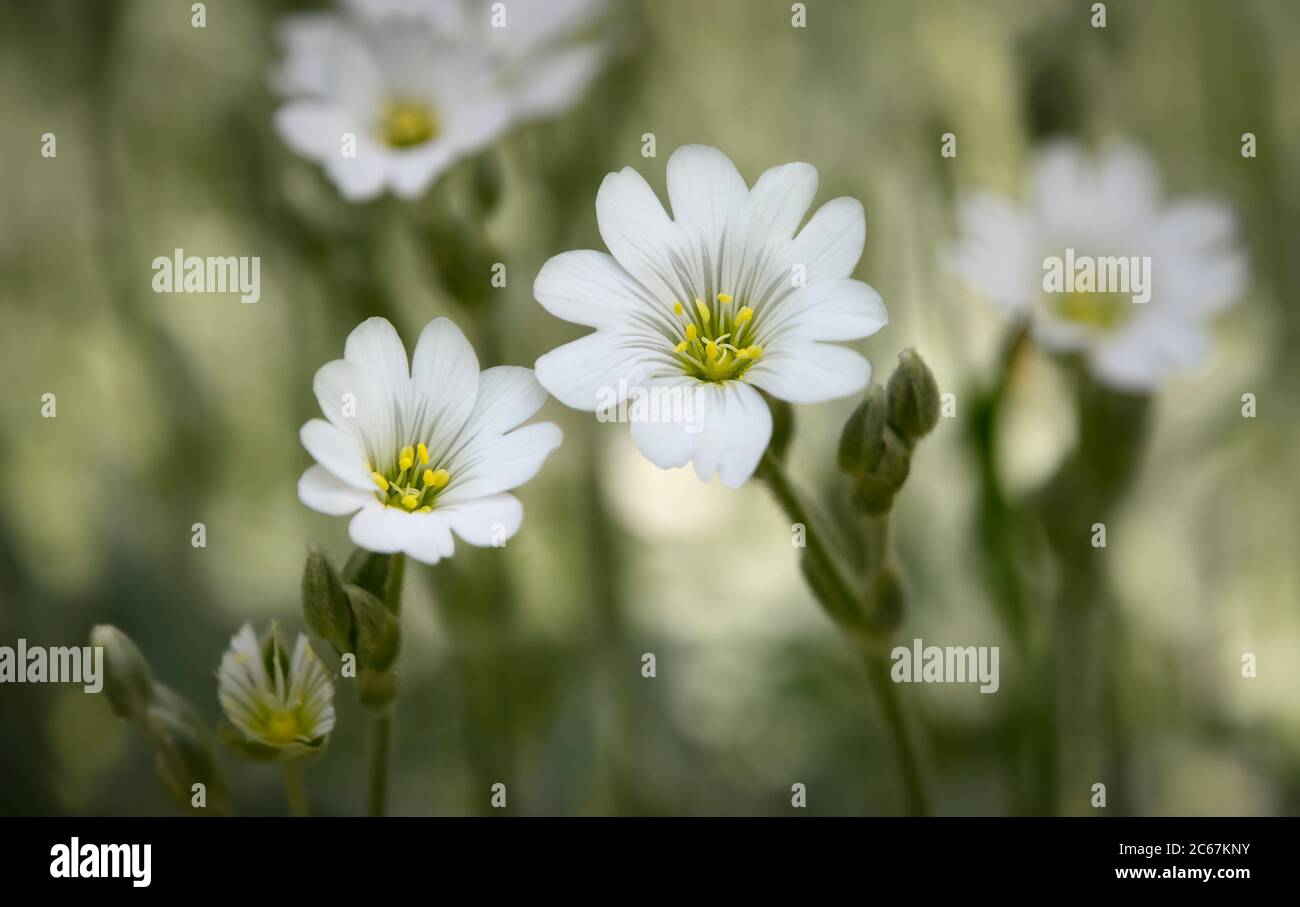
298, 316, 562, 565
272, 0, 611, 201
218, 623, 335, 749
949, 139, 1246, 390
532, 144, 888, 488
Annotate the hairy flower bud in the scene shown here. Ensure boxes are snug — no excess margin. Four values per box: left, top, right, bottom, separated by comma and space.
838, 384, 887, 476
302, 546, 353, 654
886, 349, 940, 445
346, 584, 401, 672
90, 624, 155, 720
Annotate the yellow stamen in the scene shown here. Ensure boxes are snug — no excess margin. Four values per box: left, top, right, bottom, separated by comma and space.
695, 299, 711, 324
418, 506, 432, 513
705, 340, 720, 360
371, 472, 390, 492
428, 468, 450, 489
686, 324, 698, 342
672, 301, 684, 317
422, 468, 436, 487
717, 293, 733, 304
265, 711, 301, 745
674, 340, 689, 353
746, 344, 763, 359
736, 306, 753, 325
399, 445, 415, 470
401, 493, 419, 510
417, 443, 430, 465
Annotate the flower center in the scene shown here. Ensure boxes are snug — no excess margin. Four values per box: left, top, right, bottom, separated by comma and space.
1049, 290, 1132, 332
380, 99, 438, 148
264, 709, 304, 745
669, 293, 764, 383
370, 442, 451, 512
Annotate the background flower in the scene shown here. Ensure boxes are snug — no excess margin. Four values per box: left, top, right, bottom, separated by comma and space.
949, 139, 1246, 390
273, 0, 614, 200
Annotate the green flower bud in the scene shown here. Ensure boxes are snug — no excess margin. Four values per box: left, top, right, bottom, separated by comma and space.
302, 546, 353, 653
146, 685, 230, 815
849, 428, 912, 515
886, 349, 940, 446
838, 385, 887, 476
346, 584, 401, 672
90, 624, 155, 720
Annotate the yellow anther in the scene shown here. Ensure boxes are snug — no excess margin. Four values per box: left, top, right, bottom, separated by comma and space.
371, 472, 390, 492
399, 445, 415, 470
717, 293, 733, 304
418, 506, 432, 513
674, 340, 688, 353
401, 493, 419, 510
705, 340, 719, 360
695, 299, 711, 324
736, 306, 753, 325
746, 344, 764, 359
686, 324, 699, 342
417, 443, 430, 465
422, 468, 436, 487
673, 301, 684, 316
735, 347, 750, 360
429, 468, 450, 489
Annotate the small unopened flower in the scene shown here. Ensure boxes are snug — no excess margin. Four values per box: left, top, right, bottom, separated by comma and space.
533, 144, 888, 487
298, 317, 562, 564
272, 0, 612, 201
218, 624, 335, 752
948, 138, 1246, 390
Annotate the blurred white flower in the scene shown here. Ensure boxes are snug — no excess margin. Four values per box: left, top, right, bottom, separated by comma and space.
298, 317, 562, 564
949, 139, 1246, 390
533, 144, 887, 487
218, 623, 335, 750
273, 0, 613, 201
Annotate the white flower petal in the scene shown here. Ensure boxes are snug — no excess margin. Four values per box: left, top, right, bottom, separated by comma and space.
345, 317, 411, 408
689, 382, 772, 488
534, 250, 656, 329
1097, 141, 1161, 223
786, 196, 866, 283
459, 366, 548, 439
746, 343, 872, 404
534, 329, 666, 411
274, 101, 352, 162
760, 278, 888, 343
628, 376, 707, 470
441, 422, 563, 503
300, 418, 371, 489
595, 166, 686, 305
947, 192, 1038, 312
408, 317, 480, 456
441, 493, 524, 547
298, 464, 372, 515
313, 358, 398, 467
510, 44, 605, 118
666, 144, 749, 266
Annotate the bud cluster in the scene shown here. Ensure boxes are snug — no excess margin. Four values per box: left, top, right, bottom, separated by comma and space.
838, 349, 940, 514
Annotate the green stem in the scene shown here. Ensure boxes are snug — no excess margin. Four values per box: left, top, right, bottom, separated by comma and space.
283, 764, 309, 818
367, 712, 392, 818
367, 552, 405, 817
755, 450, 930, 815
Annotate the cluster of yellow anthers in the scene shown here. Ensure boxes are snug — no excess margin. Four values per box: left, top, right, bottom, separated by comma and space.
381, 99, 438, 148
670, 293, 764, 382
370, 442, 450, 512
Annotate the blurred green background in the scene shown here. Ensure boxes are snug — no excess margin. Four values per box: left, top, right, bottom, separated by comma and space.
1, 0, 1297, 816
